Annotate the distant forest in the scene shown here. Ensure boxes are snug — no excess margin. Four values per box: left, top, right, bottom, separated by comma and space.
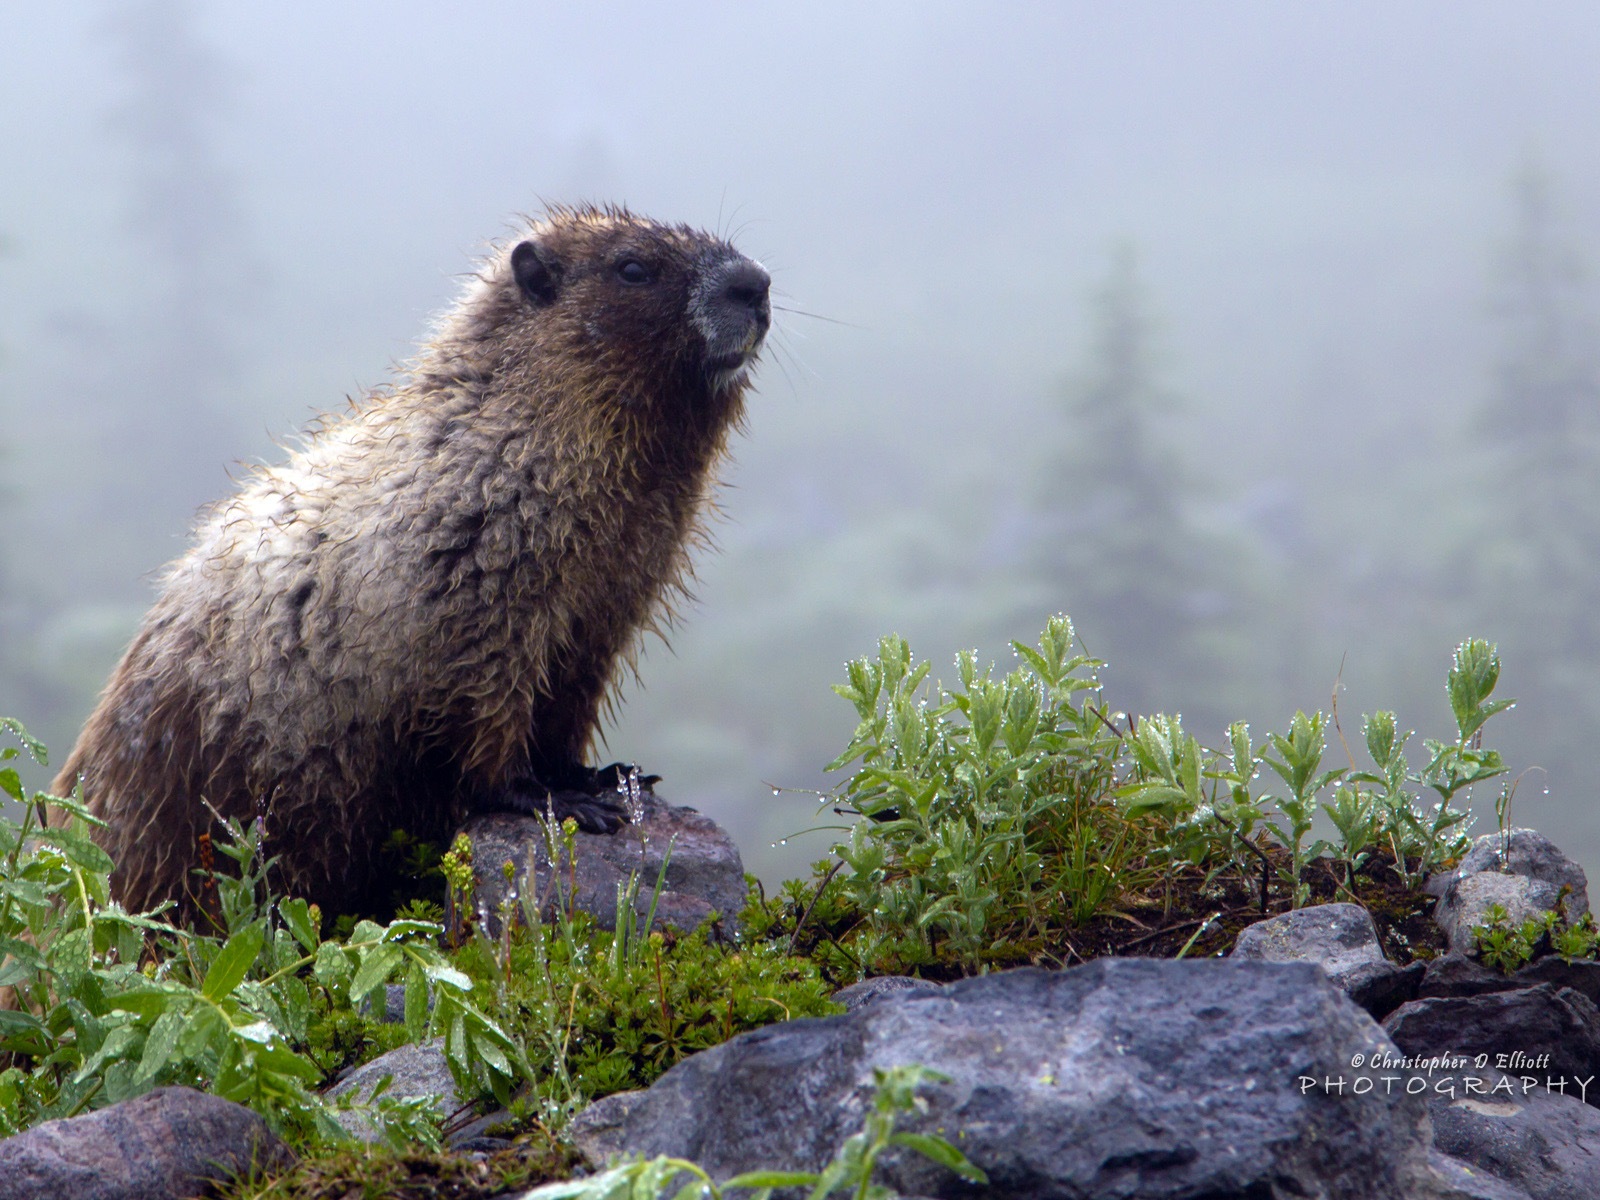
4, 4, 1598, 885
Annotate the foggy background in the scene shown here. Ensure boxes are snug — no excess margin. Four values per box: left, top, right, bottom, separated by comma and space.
5, 2, 1600, 885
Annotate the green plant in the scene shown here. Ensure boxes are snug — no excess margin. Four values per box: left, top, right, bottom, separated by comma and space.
821, 621, 1520, 969
521, 1063, 986, 1200
827, 616, 1140, 973
450, 868, 840, 1120
0, 720, 524, 1147
1473, 901, 1600, 973
1472, 903, 1549, 974
1322, 785, 1381, 898
1259, 711, 1343, 909
1551, 912, 1600, 962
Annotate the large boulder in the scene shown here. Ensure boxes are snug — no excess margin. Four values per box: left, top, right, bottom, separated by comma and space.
581, 958, 1453, 1199
1429, 1083, 1600, 1200
0, 1086, 292, 1200
324, 1038, 465, 1142
461, 789, 747, 937
1383, 983, 1600, 1108
1231, 901, 1422, 1017
1431, 830, 1590, 956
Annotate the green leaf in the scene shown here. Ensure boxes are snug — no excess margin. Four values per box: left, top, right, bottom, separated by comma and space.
202, 923, 265, 1000
404, 964, 430, 1038
278, 898, 319, 952
350, 944, 404, 1004
1363, 711, 1397, 768
1117, 782, 1188, 817
253, 1042, 323, 1083
1011, 642, 1051, 679
472, 1032, 512, 1077
313, 940, 352, 990
1228, 721, 1253, 776
890, 1131, 988, 1181
725, 1170, 821, 1187
381, 919, 444, 942
0, 936, 47, 974
103, 990, 165, 1022
234, 1019, 278, 1045
277, 974, 310, 1043
0, 1008, 49, 1044
137, 1007, 185, 1083
419, 960, 473, 993
178, 1007, 227, 1058
57, 833, 115, 876
0, 719, 49, 767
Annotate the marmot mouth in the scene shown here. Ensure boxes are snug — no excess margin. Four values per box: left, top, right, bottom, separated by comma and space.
705, 350, 752, 374
706, 349, 757, 393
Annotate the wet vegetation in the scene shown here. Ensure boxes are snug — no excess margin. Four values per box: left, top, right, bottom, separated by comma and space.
0, 618, 1581, 1197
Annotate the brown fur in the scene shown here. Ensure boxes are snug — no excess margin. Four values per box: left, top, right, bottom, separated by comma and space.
52, 205, 770, 918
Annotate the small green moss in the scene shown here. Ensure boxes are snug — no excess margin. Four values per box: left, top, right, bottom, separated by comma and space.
451, 900, 842, 1105
217, 1134, 576, 1200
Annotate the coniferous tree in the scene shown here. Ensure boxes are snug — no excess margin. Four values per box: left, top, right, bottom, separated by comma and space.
1472, 162, 1600, 789
1024, 245, 1249, 727
102, 0, 255, 524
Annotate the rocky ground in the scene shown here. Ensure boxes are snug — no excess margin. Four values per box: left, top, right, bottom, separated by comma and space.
3, 823, 1597, 1199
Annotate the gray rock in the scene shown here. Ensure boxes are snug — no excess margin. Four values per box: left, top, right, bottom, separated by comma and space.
1430, 1081, 1600, 1200
0, 1086, 293, 1200
1231, 901, 1420, 1015
1383, 984, 1600, 1107
1515, 956, 1600, 1007
461, 790, 746, 937
1433, 830, 1590, 955
1457, 831, 1592, 914
1421, 954, 1600, 1008
1231, 902, 1387, 979
832, 975, 944, 1013
568, 1089, 649, 1167
323, 1038, 465, 1141
446, 1106, 516, 1153
1421, 954, 1517, 999
363, 982, 410, 1023
1427, 1148, 1536, 1200
1347, 959, 1426, 1018
595, 959, 1446, 1198
1445, 873, 1557, 957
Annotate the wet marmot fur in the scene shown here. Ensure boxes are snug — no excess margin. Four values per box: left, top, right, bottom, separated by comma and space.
53, 205, 771, 919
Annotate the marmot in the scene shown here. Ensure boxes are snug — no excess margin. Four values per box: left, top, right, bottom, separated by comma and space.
53, 205, 770, 919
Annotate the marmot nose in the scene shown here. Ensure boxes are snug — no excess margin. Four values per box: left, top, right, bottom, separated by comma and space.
720, 261, 771, 322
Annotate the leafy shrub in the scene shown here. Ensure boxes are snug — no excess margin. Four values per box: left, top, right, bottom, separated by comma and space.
0, 720, 524, 1146
825, 616, 1134, 973
1472, 901, 1599, 974
821, 617, 1514, 975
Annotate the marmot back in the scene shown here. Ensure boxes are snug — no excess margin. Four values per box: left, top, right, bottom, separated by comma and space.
53, 204, 771, 919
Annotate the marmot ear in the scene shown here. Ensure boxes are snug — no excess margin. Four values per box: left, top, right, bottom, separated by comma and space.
511, 240, 563, 306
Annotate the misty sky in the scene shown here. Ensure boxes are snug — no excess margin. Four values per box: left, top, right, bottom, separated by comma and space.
5, 3, 1600, 879
12, 5, 1599, 423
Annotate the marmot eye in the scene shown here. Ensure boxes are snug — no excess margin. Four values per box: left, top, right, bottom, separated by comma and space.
616, 259, 653, 286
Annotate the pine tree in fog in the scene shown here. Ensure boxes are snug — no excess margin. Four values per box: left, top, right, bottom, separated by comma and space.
4, 2, 259, 745
99, 0, 254, 526
1473, 162, 1600, 787
1025, 246, 1244, 726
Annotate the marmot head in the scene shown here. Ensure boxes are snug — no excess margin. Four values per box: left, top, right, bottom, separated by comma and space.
454, 205, 770, 408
